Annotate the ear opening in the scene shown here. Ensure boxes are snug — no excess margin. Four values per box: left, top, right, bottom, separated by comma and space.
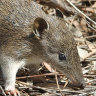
33, 17, 49, 38
56, 9, 64, 18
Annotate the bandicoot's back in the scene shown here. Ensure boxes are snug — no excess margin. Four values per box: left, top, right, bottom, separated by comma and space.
0, 0, 85, 95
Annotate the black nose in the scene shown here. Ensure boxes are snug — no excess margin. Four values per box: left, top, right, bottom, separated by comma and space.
79, 83, 85, 89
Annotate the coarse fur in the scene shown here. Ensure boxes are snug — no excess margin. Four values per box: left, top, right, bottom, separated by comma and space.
0, 0, 85, 95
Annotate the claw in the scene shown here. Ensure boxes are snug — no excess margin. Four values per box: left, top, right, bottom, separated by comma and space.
5, 89, 20, 96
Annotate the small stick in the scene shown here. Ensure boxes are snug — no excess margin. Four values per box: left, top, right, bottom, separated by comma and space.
16, 80, 61, 95
16, 73, 63, 80
55, 69, 60, 89
84, 74, 96, 78
55, 69, 64, 96
82, 50, 96, 60
85, 35, 96, 39
63, 80, 68, 88
65, 0, 96, 25
0, 85, 6, 96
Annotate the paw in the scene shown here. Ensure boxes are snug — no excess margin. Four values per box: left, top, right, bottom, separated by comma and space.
5, 89, 20, 96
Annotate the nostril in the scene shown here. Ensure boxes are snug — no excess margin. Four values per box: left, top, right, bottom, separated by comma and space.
80, 83, 85, 89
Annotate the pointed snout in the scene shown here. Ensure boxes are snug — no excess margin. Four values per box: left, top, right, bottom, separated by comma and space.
68, 79, 86, 89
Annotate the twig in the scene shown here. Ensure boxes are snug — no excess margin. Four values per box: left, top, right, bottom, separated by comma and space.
84, 74, 96, 78
16, 80, 61, 95
82, 50, 96, 60
86, 20, 96, 31
63, 80, 68, 88
55, 69, 64, 96
65, 0, 96, 25
57, 90, 86, 95
85, 35, 96, 39
55, 69, 60, 89
0, 85, 6, 96
16, 73, 63, 80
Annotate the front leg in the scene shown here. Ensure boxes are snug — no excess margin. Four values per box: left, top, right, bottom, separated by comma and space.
0, 56, 25, 95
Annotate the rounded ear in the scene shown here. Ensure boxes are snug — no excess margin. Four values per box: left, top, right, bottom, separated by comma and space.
33, 18, 49, 39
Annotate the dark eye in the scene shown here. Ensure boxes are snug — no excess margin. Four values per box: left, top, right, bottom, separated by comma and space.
59, 53, 66, 61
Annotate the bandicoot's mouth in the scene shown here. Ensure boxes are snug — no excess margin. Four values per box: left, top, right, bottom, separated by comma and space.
67, 79, 86, 90
68, 83, 85, 90
65, 74, 85, 89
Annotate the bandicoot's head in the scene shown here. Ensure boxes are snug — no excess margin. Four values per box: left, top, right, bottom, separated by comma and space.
32, 17, 85, 89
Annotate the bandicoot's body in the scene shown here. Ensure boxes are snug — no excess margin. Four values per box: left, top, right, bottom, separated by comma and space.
0, 0, 85, 95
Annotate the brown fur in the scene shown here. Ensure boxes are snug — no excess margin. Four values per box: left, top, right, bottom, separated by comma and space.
0, 0, 85, 93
